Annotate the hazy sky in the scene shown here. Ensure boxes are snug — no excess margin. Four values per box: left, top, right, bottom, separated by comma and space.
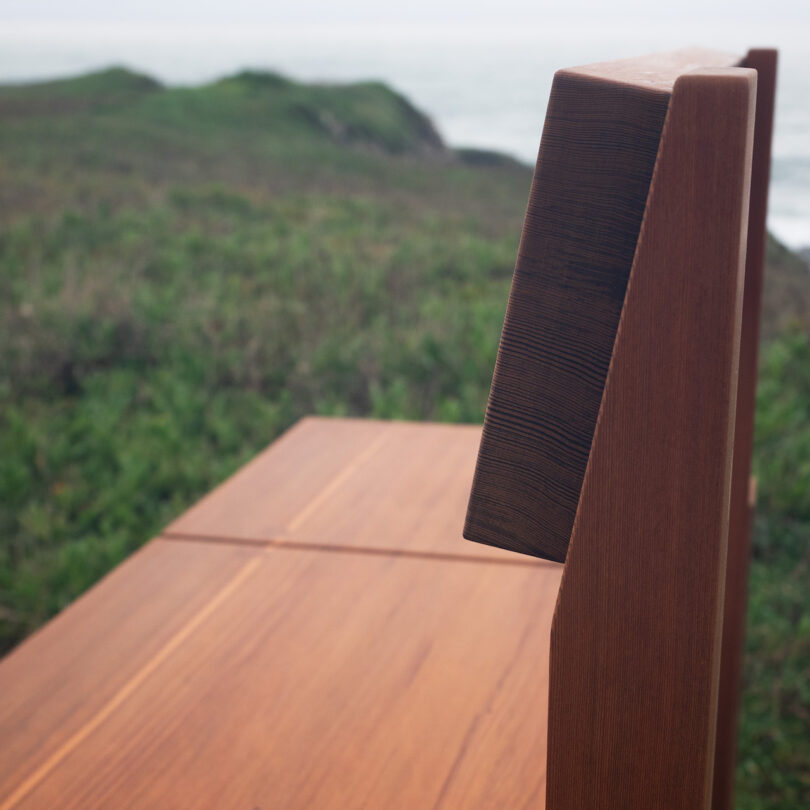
2, 0, 808, 247
2, 0, 809, 25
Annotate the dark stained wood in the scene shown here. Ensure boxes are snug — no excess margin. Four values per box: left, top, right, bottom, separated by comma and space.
464, 49, 740, 563
1, 536, 562, 810
546, 67, 756, 810
167, 417, 525, 563
713, 47, 778, 810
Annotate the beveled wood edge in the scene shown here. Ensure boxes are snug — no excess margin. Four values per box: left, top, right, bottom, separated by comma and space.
712, 46, 777, 810
560, 47, 740, 92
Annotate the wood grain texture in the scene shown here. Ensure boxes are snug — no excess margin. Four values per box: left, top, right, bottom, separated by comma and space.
463, 73, 668, 563
546, 67, 756, 810
713, 47, 777, 810
0, 539, 258, 805
0, 422, 564, 809
464, 49, 741, 563
0, 50, 770, 810
3, 538, 562, 810
167, 417, 524, 563
567, 47, 737, 90
164, 416, 389, 540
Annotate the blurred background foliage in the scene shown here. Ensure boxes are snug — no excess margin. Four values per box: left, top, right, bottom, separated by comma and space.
0, 67, 808, 808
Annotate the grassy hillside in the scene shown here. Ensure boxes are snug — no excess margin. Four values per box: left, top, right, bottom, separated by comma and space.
1, 67, 808, 808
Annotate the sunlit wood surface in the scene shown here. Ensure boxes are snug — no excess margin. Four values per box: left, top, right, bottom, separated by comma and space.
0, 417, 563, 810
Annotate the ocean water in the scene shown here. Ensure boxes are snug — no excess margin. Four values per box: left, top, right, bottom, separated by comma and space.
1, 21, 808, 249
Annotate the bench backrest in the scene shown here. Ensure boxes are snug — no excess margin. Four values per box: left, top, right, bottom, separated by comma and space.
464, 48, 777, 810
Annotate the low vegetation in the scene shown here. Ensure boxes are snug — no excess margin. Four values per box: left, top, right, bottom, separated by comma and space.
0, 67, 807, 807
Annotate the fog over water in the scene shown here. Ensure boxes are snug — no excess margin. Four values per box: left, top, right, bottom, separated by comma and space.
2, 19, 808, 249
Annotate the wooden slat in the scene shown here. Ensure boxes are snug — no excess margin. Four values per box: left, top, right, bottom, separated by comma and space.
0, 539, 260, 805
164, 416, 389, 540
274, 421, 498, 555
546, 68, 756, 809
6, 538, 562, 809
167, 418, 523, 563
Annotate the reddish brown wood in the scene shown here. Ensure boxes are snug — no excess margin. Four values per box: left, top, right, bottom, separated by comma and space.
7, 539, 561, 810
167, 417, 523, 562
164, 416, 388, 540
566, 47, 738, 89
464, 49, 740, 563
0, 540, 257, 805
0, 421, 563, 810
463, 51, 770, 806
712, 48, 778, 810
545, 68, 756, 809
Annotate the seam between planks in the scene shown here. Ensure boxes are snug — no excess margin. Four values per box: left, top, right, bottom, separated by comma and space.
160, 422, 554, 567
1, 422, 546, 806
159, 530, 555, 568
0, 556, 264, 810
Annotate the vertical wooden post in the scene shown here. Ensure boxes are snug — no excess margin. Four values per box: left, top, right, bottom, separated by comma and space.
712, 48, 777, 810
465, 50, 771, 808
545, 69, 756, 809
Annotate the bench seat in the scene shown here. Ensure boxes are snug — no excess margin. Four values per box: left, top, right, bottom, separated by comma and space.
0, 417, 562, 810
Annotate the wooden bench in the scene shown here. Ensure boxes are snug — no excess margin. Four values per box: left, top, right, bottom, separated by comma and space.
0, 48, 776, 809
